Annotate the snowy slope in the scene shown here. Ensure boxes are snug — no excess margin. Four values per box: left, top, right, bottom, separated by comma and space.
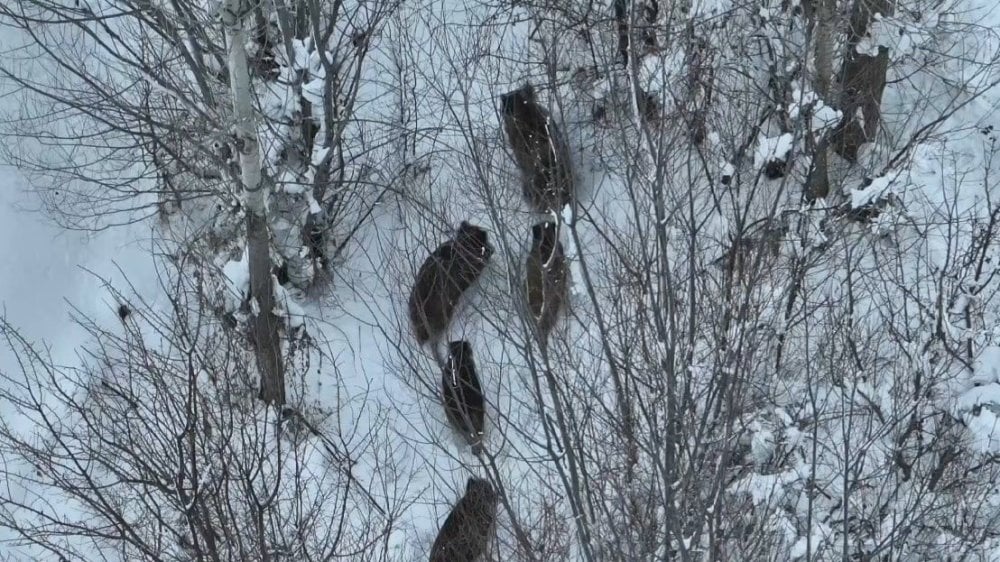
3, 0, 1000, 558
0, 171, 161, 560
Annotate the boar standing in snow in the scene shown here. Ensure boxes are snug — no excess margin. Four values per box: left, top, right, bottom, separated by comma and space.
500, 84, 574, 213
409, 222, 494, 345
429, 477, 498, 562
525, 221, 568, 352
442, 341, 486, 454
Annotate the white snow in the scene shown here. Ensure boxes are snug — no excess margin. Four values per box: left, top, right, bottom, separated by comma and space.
291, 38, 312, 71
750, 422, 776, 466
858, 11, 940, 59
789, 524, 831, 559
221, 250, 250, 312
562, 204, 587, 298
788, 84, 843, 132
720, 160, 735, 180
0, 170, 160, 559
754, 133, 794, 170
963, 404, 1000, 453
2, 0, 1000, 557
975, 346, 1000, 383
849, 175, 895, 208
274, 283, 306, 329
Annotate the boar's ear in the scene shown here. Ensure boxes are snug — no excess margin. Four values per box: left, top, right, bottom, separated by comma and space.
435, 243, 456, 261
500, 90, 521, 114
531, 221, 556, 244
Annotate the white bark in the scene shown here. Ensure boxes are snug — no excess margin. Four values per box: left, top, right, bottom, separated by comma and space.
222, 0, 285, 405
223, 0, 265, 216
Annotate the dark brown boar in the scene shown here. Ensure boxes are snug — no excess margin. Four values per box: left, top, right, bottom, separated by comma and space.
525, 221, 568, 352
500, 84, 574, 213
442, 340, 486, 454
409, 222, 494, 345
429, 477, 498, 562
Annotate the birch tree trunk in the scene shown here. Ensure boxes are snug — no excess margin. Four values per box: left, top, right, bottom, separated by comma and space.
223, 0, 286, 405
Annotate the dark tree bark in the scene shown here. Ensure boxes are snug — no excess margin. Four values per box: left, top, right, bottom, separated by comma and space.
830, 0, 894, 161
248, 212, 286, 405
614, 0, 659, 68
686, 32, 713, 145
615, 0, 630, 67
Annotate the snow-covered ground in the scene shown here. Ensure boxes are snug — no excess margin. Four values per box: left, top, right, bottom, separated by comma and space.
0, 171, 160, 559
0, 172, 160, 353
3, 0, 1000, 559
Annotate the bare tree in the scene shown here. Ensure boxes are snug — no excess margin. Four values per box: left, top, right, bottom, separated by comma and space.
3, 0, 1000, 558
373, 0, 1000, 559
0, 260, 407, 560
222, 0, 285, 404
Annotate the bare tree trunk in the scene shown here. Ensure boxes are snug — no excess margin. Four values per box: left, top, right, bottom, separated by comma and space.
614, 0, 658, 69
247, 213, 286, 405
614, 0, 630, 67
812, 0, 836, 99
223, 0, 286, 405
830, 0, 894, 162
685, 31, 713, 146
805, 0, 837, 200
